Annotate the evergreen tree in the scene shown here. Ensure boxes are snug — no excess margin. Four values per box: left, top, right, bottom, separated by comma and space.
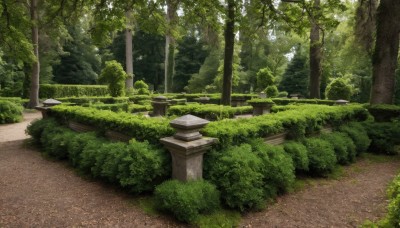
53, 26, 101, 85
173, 36, 209, 92
279, 46, 309, 97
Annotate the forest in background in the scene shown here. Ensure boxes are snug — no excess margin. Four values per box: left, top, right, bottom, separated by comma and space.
0, 0, 399, 107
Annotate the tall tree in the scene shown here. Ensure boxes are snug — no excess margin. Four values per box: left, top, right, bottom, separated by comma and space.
29, 0, 40, 107
370, 0, 400, 104
164, 0, 179, 93
308, 0, 321, 98
125, 10, 134, 89
221, 0, 235, 105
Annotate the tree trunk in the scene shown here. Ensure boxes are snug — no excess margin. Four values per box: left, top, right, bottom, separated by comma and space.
164, 0, 178, 93
28, 0, 40, 108
222, 0, 235, 106
125, 11, 134, 90
370, 0, 400, 104
309, 0, 321, 99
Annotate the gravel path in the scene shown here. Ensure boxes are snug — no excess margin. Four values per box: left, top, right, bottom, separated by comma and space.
0, 112, 399, 227
0, 112, 183, 227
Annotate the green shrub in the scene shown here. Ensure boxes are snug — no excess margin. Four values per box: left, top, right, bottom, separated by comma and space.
99, 60, 127, 97
364, 122, 400, 155
39, 84, 109, 98
367, 104, 400, 122
205, 144, 264, 211
266, 85, 279, 98
320, 132, 352, 165
0, 100, 23, 124
271, 98, 336, 106
249, 139, 295, 196
256, 67, 275, 91
26, 118, 59, 144
67, 132, 99, 167
303, 138, 337, 176
283, 141, 309, 172
133, 80, 150, 95
155, 180, 220, 223
57, 96, 129, 105
325, 78, 352, 100
386, 174, 400, 227
89, 102, 129, 112
44, 128, 75, 159
339, 122, 371, 155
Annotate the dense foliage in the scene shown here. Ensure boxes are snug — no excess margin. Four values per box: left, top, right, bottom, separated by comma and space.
155, 180, 220, 223
168, 103, 252, 120
302, 138, 337, 176
26, 118, 170, 193
364, 121, 400, 155
325, 78, 353, 100
39, 84, 109, 98
99, 60, 127, 97
0, 100, 23, 124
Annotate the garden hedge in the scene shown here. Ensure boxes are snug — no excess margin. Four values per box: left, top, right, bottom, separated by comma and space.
364, 121, 400, 155
0, 100, 23, 124
271, 98, 336, 106
203, 104, 369, 149
168, 103, 252, 120
40, 84, 109, 98
27, 118, 170, 193
49, 105, 173, 144
367, 104, 400, 122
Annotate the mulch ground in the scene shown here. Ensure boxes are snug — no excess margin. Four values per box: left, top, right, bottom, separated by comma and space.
1, 112, 399, 227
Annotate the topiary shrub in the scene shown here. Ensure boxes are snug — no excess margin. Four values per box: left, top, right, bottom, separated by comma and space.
266, 85, 279, 98
339, 122, 371, 155
256, 67, 275, 92
248, 139, 295, 197
386, 174, 400, 227
44, 128, 75, 159
283, 141, 309, 172
325, 77, 352, 100
320, 132, 352, 165
154, 180, 220, 223
133, 80, 150, 95
99, 60, 127, 97
205, 144, 264, 211
0, 100, 23, 124
303, 138, 337, 176
364, 122, 400, 155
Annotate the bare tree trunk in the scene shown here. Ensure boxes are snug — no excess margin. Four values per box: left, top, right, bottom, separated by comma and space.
309, 0, 321, 99
28, 0, 40, 108
125, 11, 134, 90
164, 0, 178, 93
222, 0, 235, 106
370, 0, 400, 104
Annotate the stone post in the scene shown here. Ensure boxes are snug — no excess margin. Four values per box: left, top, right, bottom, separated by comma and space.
258, 92, 266, 98
160, 115, 217, 181
151, 96, 168, 117
35, 98, 62, 118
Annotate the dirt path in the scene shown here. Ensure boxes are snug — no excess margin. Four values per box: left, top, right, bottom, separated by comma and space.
1, 112, 399, 227
240, 158, 400, 227
0, 112, 183, 227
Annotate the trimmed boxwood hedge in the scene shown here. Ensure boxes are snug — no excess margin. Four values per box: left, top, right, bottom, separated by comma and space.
168, 103, 252, 120
40, 84, 109, 98
302, 138, 337, 176
0, 100, 23, 124
338, 122, 371, 155
364, 121, 400, 155
271, 98, 336, 106
27, 118, 170, 194
49, 105, 174, 145
203, 104, 368, 149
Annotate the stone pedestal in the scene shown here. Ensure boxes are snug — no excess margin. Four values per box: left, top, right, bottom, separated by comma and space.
35, 98, 62, 118
160, 115, 216, 181
231, 97, 247, 107
195, 97, 210, 104
250, 103, 273, 116
151, 96, 168, 117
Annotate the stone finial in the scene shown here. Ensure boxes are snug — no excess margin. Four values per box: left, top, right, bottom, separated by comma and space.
335, 99, 349, 105
258, 92, 267, 98
43, 99, 62, 107
170, 114, 209, 141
